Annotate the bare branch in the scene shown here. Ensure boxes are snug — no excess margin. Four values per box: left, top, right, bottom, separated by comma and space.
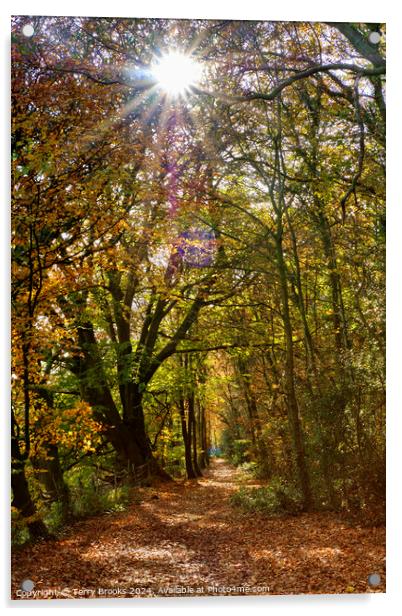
191, 63, 384, 104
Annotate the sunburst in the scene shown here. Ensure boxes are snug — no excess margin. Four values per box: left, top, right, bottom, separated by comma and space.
151, 51, 202, 96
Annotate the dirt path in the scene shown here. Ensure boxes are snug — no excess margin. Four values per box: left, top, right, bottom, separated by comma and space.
11, 459, 385, 599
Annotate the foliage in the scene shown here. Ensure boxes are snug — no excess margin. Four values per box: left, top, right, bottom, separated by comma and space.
68, 482, 132, 519
231, 479, 303, 516
10, 16, 385, 542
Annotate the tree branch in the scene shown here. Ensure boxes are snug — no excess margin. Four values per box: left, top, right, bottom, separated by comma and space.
191, 62, 385, 104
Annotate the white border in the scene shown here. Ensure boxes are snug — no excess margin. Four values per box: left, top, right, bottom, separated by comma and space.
2, 1, 401, 614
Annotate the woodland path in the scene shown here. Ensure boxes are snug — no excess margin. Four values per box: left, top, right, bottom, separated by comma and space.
12, 459, 385, 599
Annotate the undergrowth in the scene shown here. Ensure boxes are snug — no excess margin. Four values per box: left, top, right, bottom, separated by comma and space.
231, 478, 303, 516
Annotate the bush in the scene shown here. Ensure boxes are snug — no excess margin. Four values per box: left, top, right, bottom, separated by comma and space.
11, 461, 137, 546
11, 508, 29, 546
231, 478, 303, 516
238, 461, 259, 475
229, 439, 253, 466
45, 501, 67, 533
239, 459, 272, 480
70, 483, 132, 518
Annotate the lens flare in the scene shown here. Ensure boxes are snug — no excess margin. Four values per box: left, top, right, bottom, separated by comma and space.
152, 51, 202, 95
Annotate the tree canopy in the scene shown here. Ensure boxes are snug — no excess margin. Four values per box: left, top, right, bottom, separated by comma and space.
11, 17, 385, 544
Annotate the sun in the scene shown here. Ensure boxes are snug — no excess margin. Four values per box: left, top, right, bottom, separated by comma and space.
151, 51, 202, 96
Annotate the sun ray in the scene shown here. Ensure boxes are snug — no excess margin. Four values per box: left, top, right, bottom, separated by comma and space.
151, 51, 202, 96
78, 83, 160, 150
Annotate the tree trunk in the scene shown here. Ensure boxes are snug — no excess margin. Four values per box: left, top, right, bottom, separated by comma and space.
11, 418, 49, 540
275, 231, 313, 510
72, 320, 172, 481
189, 391, 202, 477
197, 397, 209, 469
178, 399, 197, 478
315, 207, 350, 353
235, 356, 257, 449
287, 218, 338, 508
32, 388, 72, 519
32, 444, 72, 520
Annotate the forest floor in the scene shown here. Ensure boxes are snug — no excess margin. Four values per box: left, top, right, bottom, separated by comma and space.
11, 459, 385, 600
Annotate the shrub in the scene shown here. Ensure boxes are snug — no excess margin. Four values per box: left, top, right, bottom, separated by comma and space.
45, 501, 67, 533
11, 508, 29, 546
229, 439, 253, 466
70, 484, 132, 518
231, 478, 303, 516
239, 459, 272, 480
238, 461, 259, 475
